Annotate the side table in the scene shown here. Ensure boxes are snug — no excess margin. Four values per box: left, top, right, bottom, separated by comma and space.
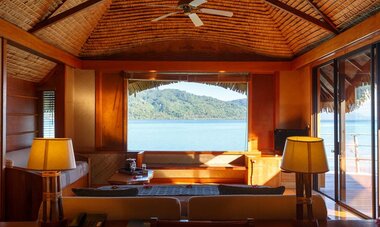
108, 169, 154, 185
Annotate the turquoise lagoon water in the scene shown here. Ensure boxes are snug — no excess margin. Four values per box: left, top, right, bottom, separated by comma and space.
128, 119, 374, 157
128, 120, 248, 151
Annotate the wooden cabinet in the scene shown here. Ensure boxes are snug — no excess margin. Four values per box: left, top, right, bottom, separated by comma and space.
245, 155, 295, 188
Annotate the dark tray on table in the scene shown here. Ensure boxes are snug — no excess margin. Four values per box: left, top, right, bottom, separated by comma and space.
118, 167, 144, 175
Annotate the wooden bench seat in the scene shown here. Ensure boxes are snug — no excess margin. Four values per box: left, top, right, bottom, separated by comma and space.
137, 151, 247, 184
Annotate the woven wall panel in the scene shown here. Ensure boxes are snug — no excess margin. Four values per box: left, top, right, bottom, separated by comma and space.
7, 45, 57, 82
0, 0, 62, 30
35, 0, 111, 55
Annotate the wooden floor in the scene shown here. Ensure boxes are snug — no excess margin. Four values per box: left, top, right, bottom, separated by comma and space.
284, 188, 362, 220
286, 171, 372, 220
320, 172, 372, 218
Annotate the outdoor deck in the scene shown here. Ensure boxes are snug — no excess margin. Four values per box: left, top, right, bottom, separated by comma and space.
319, 172, 372, 218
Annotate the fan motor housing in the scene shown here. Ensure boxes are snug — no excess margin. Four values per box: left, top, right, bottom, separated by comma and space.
182, 4, 193, 14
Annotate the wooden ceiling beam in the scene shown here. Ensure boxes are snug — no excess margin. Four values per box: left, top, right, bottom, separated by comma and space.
319, 70, 334, 91
346, 59, 363, 72
264, 0, 337, 33
305, 0, 338, 34
0, 18, 81, 68
36, 0, 68, 26
28, 0, 104, 33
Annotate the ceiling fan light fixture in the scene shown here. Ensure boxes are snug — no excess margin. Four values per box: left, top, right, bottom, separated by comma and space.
150, 0, 233, 27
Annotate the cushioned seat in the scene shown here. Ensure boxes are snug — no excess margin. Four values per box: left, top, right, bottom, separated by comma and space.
61, 197, 181, 220
188, 195, 327, 221
60, 161, 89, 188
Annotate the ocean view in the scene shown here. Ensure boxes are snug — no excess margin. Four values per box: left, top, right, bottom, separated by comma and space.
128, 120, 248, 151
128, 119, 374, 156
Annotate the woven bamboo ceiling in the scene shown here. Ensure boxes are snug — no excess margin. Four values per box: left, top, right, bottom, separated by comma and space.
1, 0, 380, 82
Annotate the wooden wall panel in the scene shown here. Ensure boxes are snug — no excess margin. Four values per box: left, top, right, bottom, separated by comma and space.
95, 72, 126, 151
71, 69, 96, 152
277, 70, 311, 129
6, 96, 36, 114
6, 76, 37, 152
250, 74, 275, 154
6, 115, 36, 135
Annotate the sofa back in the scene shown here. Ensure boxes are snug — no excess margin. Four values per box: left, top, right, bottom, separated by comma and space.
62, 197, 181, 220
188, 195, 327, 221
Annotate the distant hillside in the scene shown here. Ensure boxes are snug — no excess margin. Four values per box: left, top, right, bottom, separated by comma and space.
129, 89, 247, 120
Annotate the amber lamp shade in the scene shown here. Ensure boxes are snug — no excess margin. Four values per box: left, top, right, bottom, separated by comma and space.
281, 136, 329, 174
28, 138, 76, 227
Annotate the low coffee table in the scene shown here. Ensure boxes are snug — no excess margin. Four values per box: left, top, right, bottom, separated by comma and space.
108, 169, 154, 185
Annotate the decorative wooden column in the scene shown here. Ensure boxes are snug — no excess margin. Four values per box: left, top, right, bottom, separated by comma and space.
0, 37, 7, 220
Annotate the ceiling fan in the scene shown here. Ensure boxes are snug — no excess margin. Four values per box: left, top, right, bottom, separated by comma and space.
151, 0, 233, 27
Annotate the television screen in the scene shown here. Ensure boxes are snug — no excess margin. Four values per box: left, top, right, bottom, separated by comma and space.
274, 128, 308, 154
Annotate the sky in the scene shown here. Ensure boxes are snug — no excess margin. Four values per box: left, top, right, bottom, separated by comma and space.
158, 82, 247, 101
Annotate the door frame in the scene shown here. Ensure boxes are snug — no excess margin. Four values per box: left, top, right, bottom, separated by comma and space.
312, 44, 378, 219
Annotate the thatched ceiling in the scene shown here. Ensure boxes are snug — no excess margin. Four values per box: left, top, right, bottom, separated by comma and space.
1, 0, 380, 82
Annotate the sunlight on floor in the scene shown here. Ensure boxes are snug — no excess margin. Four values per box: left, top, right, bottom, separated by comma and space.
285, 189, 362, 220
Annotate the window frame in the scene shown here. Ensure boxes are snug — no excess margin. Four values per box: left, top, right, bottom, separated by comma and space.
40, 90, 56, 138
125, 72, 252, 152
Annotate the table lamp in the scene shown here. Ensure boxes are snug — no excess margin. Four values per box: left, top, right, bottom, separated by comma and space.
28, 138, 76, 227
281, 136, 328, 226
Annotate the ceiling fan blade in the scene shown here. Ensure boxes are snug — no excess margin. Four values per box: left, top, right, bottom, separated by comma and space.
188, 13, 204, 27
189, 0, 207, 8
199, 8, 233, 17
152, 11, 180, 22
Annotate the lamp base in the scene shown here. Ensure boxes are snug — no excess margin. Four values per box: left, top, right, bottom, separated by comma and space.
294, 219, 319, 227
40, 219, 68, 227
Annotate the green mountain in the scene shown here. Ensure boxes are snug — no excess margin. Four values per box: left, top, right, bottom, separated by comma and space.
128, 89, 247, 120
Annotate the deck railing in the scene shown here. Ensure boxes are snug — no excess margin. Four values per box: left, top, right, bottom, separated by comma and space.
321, 133, 372, 174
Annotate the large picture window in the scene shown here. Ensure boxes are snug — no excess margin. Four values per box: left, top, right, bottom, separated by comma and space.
128, 81, 248, 151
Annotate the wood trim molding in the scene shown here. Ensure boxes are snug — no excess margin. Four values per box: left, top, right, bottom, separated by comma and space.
82, 60, 292, 73
0, 19, 81, 68
0, 38, 7, 220
123, 78, 128, 151
292, 11, 380, 69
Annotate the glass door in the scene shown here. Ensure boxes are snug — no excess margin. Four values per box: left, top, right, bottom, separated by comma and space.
315, 47, 376, 218
337, 49, 373, 217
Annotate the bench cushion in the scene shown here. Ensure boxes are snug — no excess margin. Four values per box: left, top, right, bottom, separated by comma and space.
188, 194, 327, 221
60, 161, 89, 188
62, 197, 181, 220
72, 187, 138, 197
218, 185, 285, 195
